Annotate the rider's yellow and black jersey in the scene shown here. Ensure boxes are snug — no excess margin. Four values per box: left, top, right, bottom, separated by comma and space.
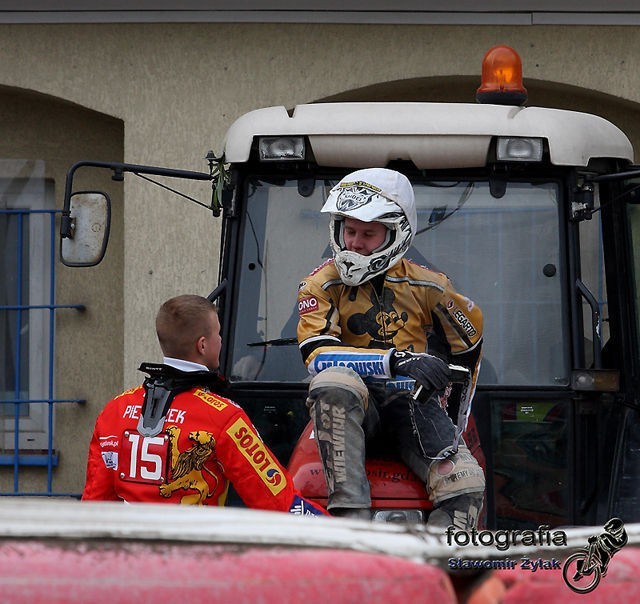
297, 257, 483, 383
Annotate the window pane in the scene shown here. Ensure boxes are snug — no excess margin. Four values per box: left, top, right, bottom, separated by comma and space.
0, 161, 51, 450
579, 208, 607, 367
231, 179, 330, 382
412, 181, 566, 386
0, 211, 30, 416
231, 177, 567, 386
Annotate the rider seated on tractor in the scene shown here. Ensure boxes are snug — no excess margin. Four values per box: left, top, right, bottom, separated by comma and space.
296, 168, 485, 528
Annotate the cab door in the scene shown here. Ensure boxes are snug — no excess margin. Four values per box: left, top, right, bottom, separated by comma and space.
595, 175, 640, 524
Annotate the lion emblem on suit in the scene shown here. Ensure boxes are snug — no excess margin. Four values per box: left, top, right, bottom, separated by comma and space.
159, 426, 222, 504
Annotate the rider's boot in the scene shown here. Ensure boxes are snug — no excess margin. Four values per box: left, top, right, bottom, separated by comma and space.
425, 444, 485, 531
426, 492, 484, 530
306, 366, 372, 519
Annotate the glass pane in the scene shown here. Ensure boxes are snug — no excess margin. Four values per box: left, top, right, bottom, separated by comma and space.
411, 181, 566, 386
0, 162, 50, 451
491, 398, 569, 529
231, 177, 567, 386
579, 209, 608, 367
231, 179, 331, 382
0, 211, 29, 417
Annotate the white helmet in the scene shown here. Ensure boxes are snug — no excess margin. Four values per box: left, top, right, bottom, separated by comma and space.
321, 168, 417, 286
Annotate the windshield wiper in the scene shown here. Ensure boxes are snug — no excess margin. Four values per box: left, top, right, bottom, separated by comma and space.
247, 337, 298, 347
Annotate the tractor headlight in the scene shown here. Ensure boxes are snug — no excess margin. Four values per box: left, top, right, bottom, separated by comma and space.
258, 136, 305, 161
496, 137, 544, 162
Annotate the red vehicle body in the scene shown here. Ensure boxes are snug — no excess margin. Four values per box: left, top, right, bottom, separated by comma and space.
289, 416, 486, 520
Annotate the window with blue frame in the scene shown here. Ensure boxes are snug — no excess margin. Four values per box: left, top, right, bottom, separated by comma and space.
1, 160, 54, 454
0, 205, 30, 430
1, 160, 85, 495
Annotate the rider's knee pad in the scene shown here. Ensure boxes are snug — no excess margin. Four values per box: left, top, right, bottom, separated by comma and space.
307, 366, 369, 411
427, 443, 485, 506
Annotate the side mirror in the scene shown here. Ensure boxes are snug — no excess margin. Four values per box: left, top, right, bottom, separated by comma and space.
60, 192, 111, 267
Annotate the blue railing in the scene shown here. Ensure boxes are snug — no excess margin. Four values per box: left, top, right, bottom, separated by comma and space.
0, 208, 85, 495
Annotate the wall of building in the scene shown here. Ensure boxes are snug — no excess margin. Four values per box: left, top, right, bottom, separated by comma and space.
0, 85, 123, 493
1, 22, 640, 493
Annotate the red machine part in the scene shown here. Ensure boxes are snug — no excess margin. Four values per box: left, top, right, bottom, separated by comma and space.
289, 413, 486, 511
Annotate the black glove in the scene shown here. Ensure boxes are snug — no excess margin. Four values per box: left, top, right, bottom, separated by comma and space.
390, 350, 451, 391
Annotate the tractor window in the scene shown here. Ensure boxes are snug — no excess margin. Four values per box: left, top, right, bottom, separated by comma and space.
230, 176, 568, 387
230, 178, 330, 382
412, 180, 567, 386
578, 203, 609, 368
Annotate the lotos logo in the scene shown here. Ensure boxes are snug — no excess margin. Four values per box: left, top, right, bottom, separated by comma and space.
298, 296, 319, 315
227, 418, 287, 495
194, 389, 228, 411
266, 467, 282, 487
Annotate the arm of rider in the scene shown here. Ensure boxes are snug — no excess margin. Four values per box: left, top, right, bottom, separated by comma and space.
389, 350, 451, 391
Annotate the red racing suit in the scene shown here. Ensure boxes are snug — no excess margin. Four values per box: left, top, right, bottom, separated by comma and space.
83, 381, 325, 515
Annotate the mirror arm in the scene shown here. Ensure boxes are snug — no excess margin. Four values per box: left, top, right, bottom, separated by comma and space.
590, 167, 640, 183
61, 160, 212, 239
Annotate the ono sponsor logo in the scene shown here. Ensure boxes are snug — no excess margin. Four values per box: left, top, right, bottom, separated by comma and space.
298, 296, 319, 315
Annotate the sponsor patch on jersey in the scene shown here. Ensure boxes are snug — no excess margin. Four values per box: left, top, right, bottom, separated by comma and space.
99, 435, 119, 449
101, 450, 118, 470
452, 307, 478, 338
312, 352, 386, 377
227, 417, 287, 495
194, 389, 228, 411
298, 296, 319, 316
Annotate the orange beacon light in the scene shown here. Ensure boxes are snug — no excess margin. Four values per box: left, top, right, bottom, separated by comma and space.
476, 45, 528, 106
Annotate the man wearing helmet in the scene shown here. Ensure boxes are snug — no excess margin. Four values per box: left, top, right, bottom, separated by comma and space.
297, 167, 485, 529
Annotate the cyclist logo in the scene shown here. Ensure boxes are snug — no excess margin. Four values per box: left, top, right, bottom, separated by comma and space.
562, 518, 628, 594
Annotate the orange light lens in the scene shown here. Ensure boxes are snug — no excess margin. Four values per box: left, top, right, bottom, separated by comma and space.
477, 45, 527, 94
476, 45, 528, 106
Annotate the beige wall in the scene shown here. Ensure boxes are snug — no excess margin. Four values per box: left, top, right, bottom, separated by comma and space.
1, 22, 640, 493
0, 86, 123, 493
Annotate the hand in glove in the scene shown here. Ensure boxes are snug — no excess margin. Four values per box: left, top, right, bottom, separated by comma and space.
390, 350, 451, 391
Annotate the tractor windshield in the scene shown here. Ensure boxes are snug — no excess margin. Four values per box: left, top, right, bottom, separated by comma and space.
229, 175, 569, 387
